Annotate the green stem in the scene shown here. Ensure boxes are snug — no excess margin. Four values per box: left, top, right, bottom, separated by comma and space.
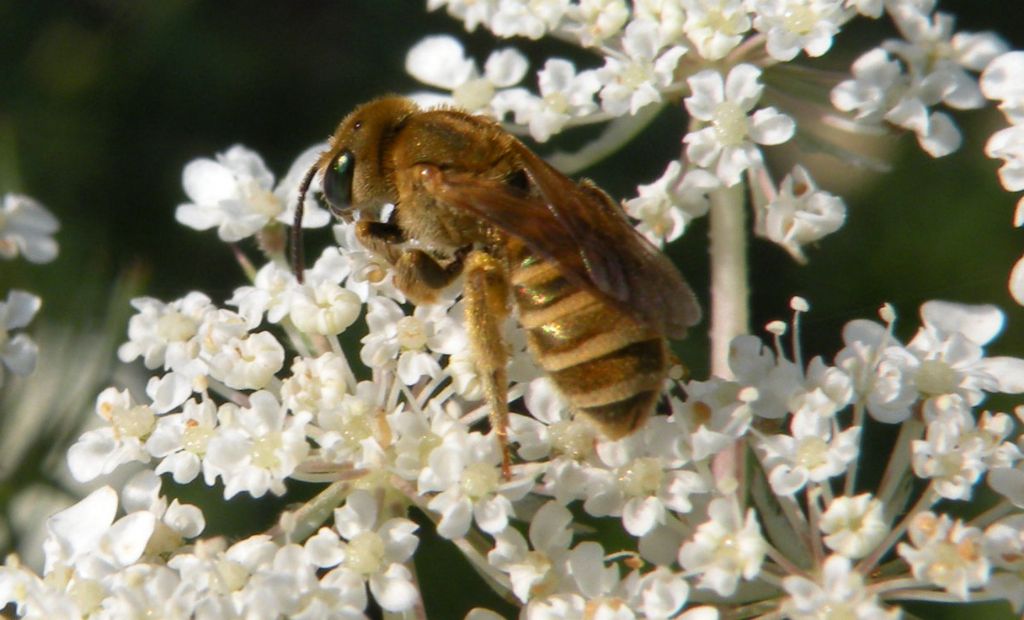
267, 479, 350, 544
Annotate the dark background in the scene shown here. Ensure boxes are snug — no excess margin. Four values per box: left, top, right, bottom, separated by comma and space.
2, 1, 1023, 618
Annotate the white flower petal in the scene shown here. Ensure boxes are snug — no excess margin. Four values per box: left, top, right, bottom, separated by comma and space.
484, 48, 529, 87
370, 563, 419, 612
749, 108, 795, 145
406, 35, 476, 89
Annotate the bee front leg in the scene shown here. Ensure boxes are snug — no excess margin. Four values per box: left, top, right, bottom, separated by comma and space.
356, 221, 465, 303
463, 250, 514, 478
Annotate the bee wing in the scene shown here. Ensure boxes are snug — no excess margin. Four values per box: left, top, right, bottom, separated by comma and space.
429, 154, 701, 338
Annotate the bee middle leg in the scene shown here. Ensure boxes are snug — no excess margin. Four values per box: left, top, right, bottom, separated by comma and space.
355, 221, 466, 303
462, 250, 514, 478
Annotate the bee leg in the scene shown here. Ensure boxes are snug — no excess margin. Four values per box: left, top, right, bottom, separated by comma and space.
392, 249, 465, 304
463, 250, 513, 478
355, 221, 406, 264
356, 221, 466, 303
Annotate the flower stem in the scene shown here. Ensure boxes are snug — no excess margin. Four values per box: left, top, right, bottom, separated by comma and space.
708, 182, 750, 377
709, 181, 751, 486
268, 478, 351, 544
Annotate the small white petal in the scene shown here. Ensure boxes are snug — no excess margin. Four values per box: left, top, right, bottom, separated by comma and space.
724, 64, 763, 110
484, 48, 529, 87
1011, 254, 1024, 306
406, 35, 476, 89
749, 108, 795, 145
920, 301, 1003, 344
370, 564, 419, 612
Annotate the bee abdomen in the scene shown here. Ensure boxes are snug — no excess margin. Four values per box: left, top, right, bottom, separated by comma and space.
511, 253, 667, 438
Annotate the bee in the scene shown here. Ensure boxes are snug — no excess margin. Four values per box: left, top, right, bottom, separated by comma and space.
292, 96, 701, 474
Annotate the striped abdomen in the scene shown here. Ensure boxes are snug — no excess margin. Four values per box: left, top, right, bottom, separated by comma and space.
508, 245, 667, 438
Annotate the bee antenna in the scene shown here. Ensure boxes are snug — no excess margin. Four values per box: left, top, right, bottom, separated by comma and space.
291, 164, 319, 284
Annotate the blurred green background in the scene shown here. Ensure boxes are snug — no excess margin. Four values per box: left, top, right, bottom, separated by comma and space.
2, 1, 1024, 618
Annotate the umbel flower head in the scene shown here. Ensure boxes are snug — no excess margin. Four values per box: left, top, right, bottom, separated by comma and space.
5, 2, 1024, 619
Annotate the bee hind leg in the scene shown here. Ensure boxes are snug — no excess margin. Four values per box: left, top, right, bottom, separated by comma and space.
463, 250, 514, 478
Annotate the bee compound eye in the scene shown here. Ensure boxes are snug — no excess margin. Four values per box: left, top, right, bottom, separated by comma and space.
323, 149, 355, 215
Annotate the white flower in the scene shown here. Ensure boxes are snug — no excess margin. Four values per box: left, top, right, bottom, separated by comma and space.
229, 261, 298, 328
678, 497, 768, 596
96, 565, 190, 620
623, 161, 718, 246
204, 391, 311, 498
418, 427, 533, 538
361, 297, 462, 386
751, 0, 846, 61
117, 292, 214, 370
0, 290, 41, 385
311, 380, 389, 468
175, 144, 329, 242
565, 0, 629, 47
120, 469, 205, 545
68, 387, 155, 482
514, 59, 600, 142
984, 124, 1024, 193
583, 417, 710, 536
819, 494, 887, 559
0, 194, 59, 263
490, 0, 569, 40
907, 301, 1024, 403
146, 398, 219, 485
923, 395, 1019, 487
330, 224, 405, 302
834, 318, 919, 423
885, 5, 1006, 113
782, 554, 900, 619
488, 501, 573, 602
728, 334, 804, 419
677, 380, 754, 462
406, 35, 529, 116
831, 47, 904, 123
633, 0, 688, 46
597, 20, 687, 116
682, 0, 752, 60
684, 64, 795, 186
289, 278, 361, 336
982, 515, 1024, 612
43, 486, 156, 580
427, 0, 499, 32
761, 165, 846, 263
206, 330, 285, 391
758, 414, 861, 495
897, 511, 990, 600
306, 490, 420, 612
281, 352, 351, 417
981, 51, 1024, 122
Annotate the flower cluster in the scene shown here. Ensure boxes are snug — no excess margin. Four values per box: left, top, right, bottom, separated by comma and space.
7, 231, 1024, 618
4, 1, 1024, 619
